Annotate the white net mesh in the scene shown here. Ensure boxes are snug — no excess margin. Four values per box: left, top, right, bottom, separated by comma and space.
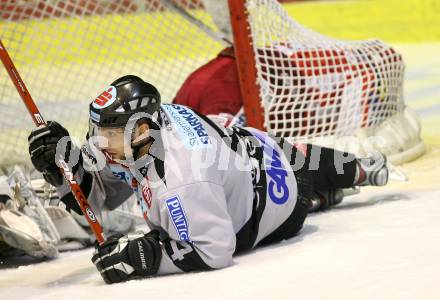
0, 0, 423, 167
246, 0, 405, 141
0, 0, 224, 166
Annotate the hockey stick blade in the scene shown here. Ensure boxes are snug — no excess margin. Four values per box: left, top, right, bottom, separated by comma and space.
387, 162, 409, 182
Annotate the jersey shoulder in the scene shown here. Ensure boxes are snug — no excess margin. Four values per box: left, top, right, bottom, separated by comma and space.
160, 104, 217, 150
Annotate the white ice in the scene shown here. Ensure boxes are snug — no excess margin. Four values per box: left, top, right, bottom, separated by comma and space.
1, 188, 440, 300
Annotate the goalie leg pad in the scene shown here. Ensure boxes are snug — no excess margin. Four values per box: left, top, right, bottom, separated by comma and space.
0, 209, 58, 258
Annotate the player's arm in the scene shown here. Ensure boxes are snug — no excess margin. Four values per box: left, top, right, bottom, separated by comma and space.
91, 182, 236, 283
157, 182, 236, 274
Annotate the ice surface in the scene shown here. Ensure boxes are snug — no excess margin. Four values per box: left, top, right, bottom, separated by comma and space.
1, 188, 440, 300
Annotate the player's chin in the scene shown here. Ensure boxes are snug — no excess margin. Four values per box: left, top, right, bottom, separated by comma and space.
105, 150, 124, 160
112, 154, 126, 160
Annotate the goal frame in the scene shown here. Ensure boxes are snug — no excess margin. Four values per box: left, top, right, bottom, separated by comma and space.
0, 0, 425, 166
228, 0, 265, 130
227, 0, 425, 163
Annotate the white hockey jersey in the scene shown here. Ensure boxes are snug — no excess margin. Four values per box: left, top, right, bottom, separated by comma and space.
57, 104, 300, 275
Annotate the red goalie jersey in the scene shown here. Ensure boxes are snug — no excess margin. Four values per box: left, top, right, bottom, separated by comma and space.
173, 47, 243, 127
173, 43, 402, 135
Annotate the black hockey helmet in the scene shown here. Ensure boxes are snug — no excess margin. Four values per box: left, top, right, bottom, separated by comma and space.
89, 75, 161, 128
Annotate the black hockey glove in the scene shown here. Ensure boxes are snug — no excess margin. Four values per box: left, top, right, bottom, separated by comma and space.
92, 230, 162, 284
28, 121, 79, 187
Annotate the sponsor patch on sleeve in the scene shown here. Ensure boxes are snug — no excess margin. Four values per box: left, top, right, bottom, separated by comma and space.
165, 195, 190, 242
162, 104, 211, 149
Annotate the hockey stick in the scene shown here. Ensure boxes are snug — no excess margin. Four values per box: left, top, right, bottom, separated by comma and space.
160, 0, 231, 46
0, 39, 105, 244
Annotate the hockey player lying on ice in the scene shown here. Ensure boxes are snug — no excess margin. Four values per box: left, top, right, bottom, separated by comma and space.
28, 75, 388, 284
173, 45, 392, 211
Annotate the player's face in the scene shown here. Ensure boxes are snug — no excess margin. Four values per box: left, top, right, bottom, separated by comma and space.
96, 127, 127, 160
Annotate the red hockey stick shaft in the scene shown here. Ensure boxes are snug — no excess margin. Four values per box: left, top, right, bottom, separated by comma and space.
0, 39, 105, 244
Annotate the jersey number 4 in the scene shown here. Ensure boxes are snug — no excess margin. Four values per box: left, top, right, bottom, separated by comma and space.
170, 240, 193, 261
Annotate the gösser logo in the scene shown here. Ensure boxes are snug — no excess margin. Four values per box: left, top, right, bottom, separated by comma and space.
86, 207, 97, 222
92, 86, 117, 109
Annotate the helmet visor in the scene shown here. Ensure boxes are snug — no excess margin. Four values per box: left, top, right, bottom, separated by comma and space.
89, 119, 129, 160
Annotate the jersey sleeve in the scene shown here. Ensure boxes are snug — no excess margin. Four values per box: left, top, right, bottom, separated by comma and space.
155, 181, 236, 275
55, 143, 134, 214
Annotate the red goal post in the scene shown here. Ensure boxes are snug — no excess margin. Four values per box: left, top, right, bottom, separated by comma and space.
227, 0, 424, 164
229, 0, 265, 130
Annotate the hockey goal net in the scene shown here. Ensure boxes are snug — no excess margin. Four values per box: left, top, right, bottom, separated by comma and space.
0, 0, 424, 168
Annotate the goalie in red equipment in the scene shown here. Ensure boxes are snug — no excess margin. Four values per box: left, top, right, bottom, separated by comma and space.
174, 47, 244, 127
173, 42, 398, 210
28, 75, 388, 284
174, 42, 398, 132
